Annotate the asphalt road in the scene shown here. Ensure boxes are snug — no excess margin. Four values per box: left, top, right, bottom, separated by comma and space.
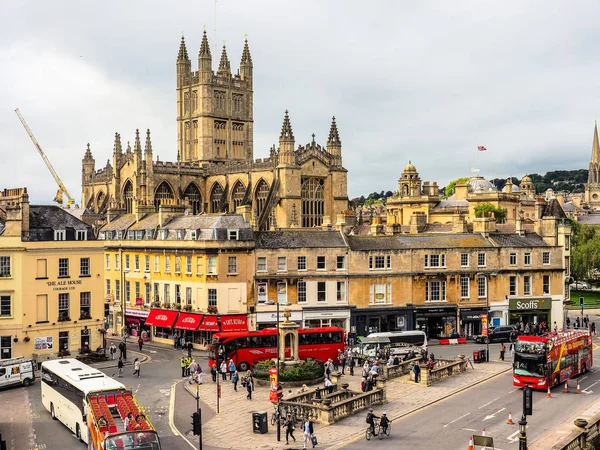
344, 343, 600, 450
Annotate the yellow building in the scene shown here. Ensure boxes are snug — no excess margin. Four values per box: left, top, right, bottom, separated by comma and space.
99, 209, 254, 347
0, 188, 104, 362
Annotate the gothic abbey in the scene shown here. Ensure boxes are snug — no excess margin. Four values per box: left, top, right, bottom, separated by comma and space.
81, 32, 348, 230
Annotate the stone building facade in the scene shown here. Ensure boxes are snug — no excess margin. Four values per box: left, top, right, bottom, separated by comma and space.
81, 32, 348, 231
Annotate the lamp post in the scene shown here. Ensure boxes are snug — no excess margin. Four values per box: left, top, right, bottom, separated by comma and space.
518, 414, 527, 450
276, 300, 281, 442
216, 313, 220, 414
486, 293, 490, 362
122, 267, 129, 339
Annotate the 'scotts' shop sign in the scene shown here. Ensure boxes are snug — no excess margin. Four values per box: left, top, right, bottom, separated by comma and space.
509, 298, 551, 310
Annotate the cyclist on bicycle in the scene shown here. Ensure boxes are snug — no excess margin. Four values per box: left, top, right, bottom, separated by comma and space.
379, 412, 390, 435
366, 408, 379, 436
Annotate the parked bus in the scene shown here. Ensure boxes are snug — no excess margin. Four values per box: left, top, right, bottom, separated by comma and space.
41, 359, 161, 449
513, 330, 593, 390
353, 331, 428, 357
209, 327, 345, 371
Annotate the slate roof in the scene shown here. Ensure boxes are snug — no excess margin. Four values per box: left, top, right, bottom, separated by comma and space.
562, 202, 576, 213
431, 198, 469, 211
28, 205, 93, 241
129, 214, 160, 231
65, 208, 92, 221
256, 230, 346, 249
162, 214, 250, 231
487, 232, 549, 247
100, 214, 137, 232
347, 233, 493, 251
542, 199, 567, 219
577, 214, 600, 225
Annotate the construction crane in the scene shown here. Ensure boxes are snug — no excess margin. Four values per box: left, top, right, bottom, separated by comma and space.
15, 108, 75, 207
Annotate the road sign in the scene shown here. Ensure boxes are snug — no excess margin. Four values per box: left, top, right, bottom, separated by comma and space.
277, 384, 283, 399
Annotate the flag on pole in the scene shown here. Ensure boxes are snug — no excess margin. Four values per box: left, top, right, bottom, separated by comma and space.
477, 146, 487, 151
470, 167, 480, 172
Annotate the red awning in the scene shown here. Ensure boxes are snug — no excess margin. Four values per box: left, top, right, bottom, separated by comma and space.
220, 314, 248, 332
145, 309, 178, 328
198, 315, 220, 331
174, 313, 204, 331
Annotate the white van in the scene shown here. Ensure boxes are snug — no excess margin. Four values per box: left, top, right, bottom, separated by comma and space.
354, 331, 427, 357
0, 357, 36, 388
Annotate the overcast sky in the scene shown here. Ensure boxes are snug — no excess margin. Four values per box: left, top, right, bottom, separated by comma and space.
2, 1, 600, 205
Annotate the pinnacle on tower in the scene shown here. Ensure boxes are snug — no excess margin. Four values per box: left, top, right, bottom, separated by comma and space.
126, 141, 132, 154
241, 39, 252, 66
84, 142, 93, 159
327, 116, 341, 146
280, 110, 294, 141
113, 132, 122, 155
144, 129, 153, 155
199, 30, 211, 58
592, 121, 600, 163
177, 35, 189, 62
218, 45, 231, 74
134, 129, 142, 154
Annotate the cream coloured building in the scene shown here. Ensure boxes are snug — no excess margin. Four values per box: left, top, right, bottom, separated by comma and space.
0, 188, 104, 361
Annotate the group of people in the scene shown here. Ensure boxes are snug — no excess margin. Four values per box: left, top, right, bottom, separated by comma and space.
566, 315, 597, 335
174, 336, 195, 356
365, 408, 390, 437
283, 414, 316, 448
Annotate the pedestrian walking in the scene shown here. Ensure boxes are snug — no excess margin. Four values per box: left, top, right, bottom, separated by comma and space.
246, 376, 253, 400
133, 358, 141, 378
553, 321, 558, 332
185, 356, 192, 377
341, 355, 346, 374
324, 377, 333, 394
109, 343, 117, 360
211, 364, 217, 382
349, 357, 355, 376
138, 336, 144, 352
220, 361, 227, 381
499, 343, 506, 361
187, 341, 193, 358
118, 340, 127, 360
284, 413, 296, 445
361, 361, 369, 378
173, 336, 178, 349
302, 415, 314, 449
180, 356, 187, 378
228, 359, 235, 380
566, 316, 571, 328
232, 370, 239, 392
196, 365, 203, 384
592, 322, 597, 337
412, 363, 420, 383
189, 359, 198, 375
118, 357, 124, 378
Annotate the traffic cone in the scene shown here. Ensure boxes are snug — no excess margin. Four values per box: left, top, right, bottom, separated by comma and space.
547, 386, 552, 398
482, 427, 486, 436
467, 436, 474, 450
507, 411, 514, 424
564, 381, 568, 393
577, 380, 581, 393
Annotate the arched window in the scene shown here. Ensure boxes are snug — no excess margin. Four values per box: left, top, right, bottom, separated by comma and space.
210, 183, 224, 213
301, 178, 324, 228
231, 181, 246, 210
123, 181, 134, 214
96, 191, 105, 211
255, 179, 270, 220
154, 181, 174, 211
184, 183, 202, 215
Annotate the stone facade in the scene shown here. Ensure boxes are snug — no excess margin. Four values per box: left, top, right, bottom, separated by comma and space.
81, 33, 348, 231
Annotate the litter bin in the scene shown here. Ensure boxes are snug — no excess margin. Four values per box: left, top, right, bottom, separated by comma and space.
252, 411, 268, 434
479, 349, 487, 362
473, 350, 481, 363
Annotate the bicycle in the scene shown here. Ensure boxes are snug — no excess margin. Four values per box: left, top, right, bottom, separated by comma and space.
365, 420, 380, 441
365, 419, 391, 440
270, 406, 283, 426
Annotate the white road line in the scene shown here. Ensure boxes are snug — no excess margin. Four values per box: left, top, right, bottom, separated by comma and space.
507, 429, 521, 442
461, 428, 478, 432
584, 380, 600, 391
483, 407, 506, 421
443, 412, 470, 428
507, 389, 518, 393
168, 381, 198, 450
479, 397, 500, 409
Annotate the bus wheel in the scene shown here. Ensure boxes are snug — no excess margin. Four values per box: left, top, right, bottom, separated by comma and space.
50, 403, 57, 420
76, 424, 82, 442
238, 361, 250, 372
582, 363, 587, 373
554, 375, 560, 387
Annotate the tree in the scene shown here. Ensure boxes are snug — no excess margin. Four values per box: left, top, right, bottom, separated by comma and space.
444, 177, 470, 198
473, 203, 507, 223
570, 220, 600, 281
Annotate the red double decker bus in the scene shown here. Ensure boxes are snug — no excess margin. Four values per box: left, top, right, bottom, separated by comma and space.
513, 330, 593, 390
208, 327, 345, 372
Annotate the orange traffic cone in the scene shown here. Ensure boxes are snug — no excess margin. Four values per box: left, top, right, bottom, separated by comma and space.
482, 427, 486, 436
577, 380, 581, 393
564, 381, 568, 393
507, 411, 514, 424
547, 386, 552, 398
467, 436, 474, 450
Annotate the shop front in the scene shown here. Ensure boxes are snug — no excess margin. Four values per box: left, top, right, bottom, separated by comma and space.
351, 306, 415, 340
256, 310, 303, 330
173, 312, 204, 346
508, 298, 552, 329
145, 309, 179, 345
302, 306, 351, 333
197, 315, 220, 346
459, 307, 488, 338
124, 308, 151, 339
414, 305, 458, 339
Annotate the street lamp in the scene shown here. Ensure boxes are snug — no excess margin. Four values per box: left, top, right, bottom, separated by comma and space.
122, 267, 129, 339
518, 414, 527, 449
276, 299, 281, 442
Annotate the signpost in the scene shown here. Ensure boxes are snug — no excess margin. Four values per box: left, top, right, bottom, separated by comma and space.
580, 296, 585, 324
519, 385, 533, 449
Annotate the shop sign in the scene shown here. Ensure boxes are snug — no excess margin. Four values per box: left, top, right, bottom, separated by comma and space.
125, 308, 150, 318
481, 315, 489, 337
46, 279, 83, 292
415, 307, 457, 316
375, 293, 385, 300
135, 297, 143, 306
257, 311, 303, 323
34, 336, 53, 350
509, 298, 551, 311
396, 316, 406, 328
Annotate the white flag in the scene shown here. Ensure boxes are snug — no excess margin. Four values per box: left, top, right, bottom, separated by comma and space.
470, 167, 480, 173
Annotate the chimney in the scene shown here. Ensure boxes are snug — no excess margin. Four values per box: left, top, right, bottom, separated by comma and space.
370, 216, 384, 236
455, 181, 468, 200
431, 181, 439, 196
535, 216, 558, 245
473, 213, 497, 237
158, 200, 186, 227
504, 178, 512, 194
535, 198, 546, 220
321, 216, 332, 231
409, 212, 427, 234
515, 216, 525, 236
556, 193, 565, 206
335, 214, 346, 231
0, 187, 30, 238
452, 212, 467, 233
236, 205, 252, 225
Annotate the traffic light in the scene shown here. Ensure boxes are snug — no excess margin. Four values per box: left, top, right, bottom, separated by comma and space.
524, 385, 533, 416
191, 411, 201, 435
580, 297, 585, 308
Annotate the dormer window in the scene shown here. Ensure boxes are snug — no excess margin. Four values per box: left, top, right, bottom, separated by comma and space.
159, 230, 168, 240
228, 229, 239, 240
190, 230, 197, 240
135, 230, 144, 240
54, 230, 66, 241
116, 231, 123, 240
75, 230, 87, 241
177, 230, 185, 240
144, 230, 153, 240
127, 230, 135, 240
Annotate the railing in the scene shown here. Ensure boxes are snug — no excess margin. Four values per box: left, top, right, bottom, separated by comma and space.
427, 358, 468, 385
382, 357, 421, 380
553, 414, 600, 450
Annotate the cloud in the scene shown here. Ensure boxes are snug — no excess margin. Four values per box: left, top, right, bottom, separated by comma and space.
1, 0, 600, 204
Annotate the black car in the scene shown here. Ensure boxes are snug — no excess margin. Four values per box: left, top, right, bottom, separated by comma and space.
474, 325, 518, 344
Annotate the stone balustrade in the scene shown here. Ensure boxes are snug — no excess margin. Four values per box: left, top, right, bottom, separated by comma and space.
426, 358, 468, 386
382, 357, 421, 379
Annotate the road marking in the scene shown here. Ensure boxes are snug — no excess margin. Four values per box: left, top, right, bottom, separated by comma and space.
479, 397, 500, 409
507, 389, 517, 393
507, 429, 521, 443
483, 407, 505, 421
461, 428, 478, 432
148, 350, 158, 353
443, 412, 470, 427
168, 382, 180, 437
